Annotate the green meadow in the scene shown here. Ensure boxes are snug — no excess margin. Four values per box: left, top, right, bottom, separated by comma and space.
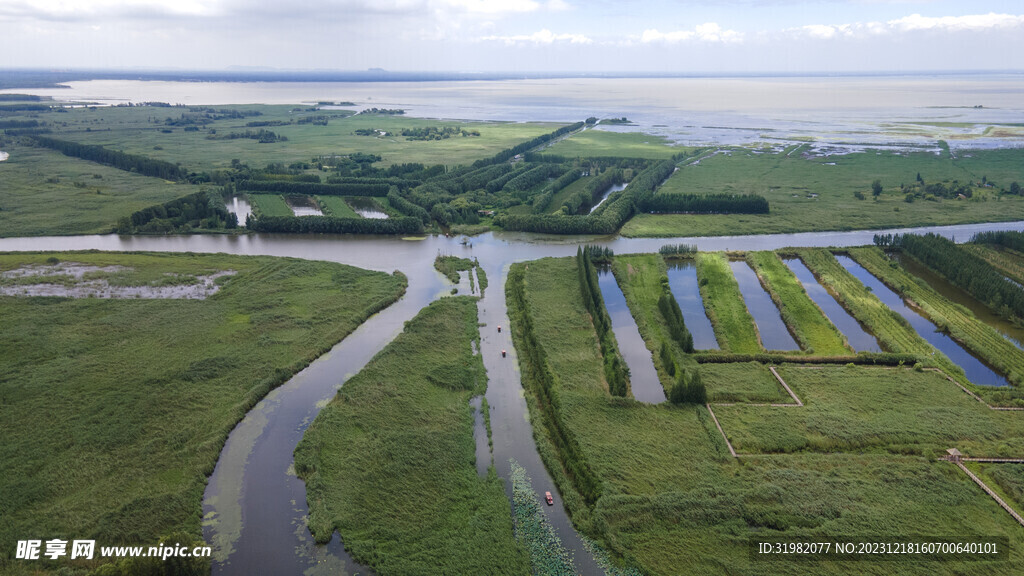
0, 251, 405, 574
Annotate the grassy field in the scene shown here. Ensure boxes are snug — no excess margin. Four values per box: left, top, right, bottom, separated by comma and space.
610, 254, 683, 393
294, 296, 528, 575
701, 362, 789, 403
620, 146, 1024, 237
848, 247, 1024, 394
248, 193, 293, 217
0, 144, 202, 237
714, 365, 1024, 455
695, 252, 762, 354
511, 255, 1024, 575
963, 244, 1024, 285
314, 195, 360, 218
746, 251, 850, 356
541, 128, 683, 160
0, 251, 406, 574
17, 104, 566, 172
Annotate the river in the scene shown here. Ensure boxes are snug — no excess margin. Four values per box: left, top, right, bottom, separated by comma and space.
1, 219, 1023, 575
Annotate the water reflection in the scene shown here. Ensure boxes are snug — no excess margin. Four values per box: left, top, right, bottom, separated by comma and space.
836, 255, 1008, 386
784, 258, 881, 352
597, 267, 666, 403
729, 260, 800, 351
665, 261, 719, 350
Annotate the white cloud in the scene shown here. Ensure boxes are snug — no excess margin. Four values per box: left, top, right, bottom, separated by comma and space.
788, 12, 1024, 40
442, 0, 540, 14
641, 23, 743, 44
480, 28, 591, 44
888, 12, 1024, 32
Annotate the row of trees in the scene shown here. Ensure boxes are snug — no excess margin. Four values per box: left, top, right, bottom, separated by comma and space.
658, 278, 695, 353
640, 193, 770, 215
247, 214, 422, 234
34, 136, 185, 181
236, 180, 389, 197
530, 167, 584, 213
875, 232, 1024, 322
559, 169, 623, 215
501, 164, 568, 197
669, 369, 706, 405
206, 129, 287, 143
972, 230, 1024, 253
471, 122, 585, 168
506, 264, 603, 505
494, 160, 676, 234
387, 189, 431, 223
577, 247, 630, 397
119, 190, 236, 234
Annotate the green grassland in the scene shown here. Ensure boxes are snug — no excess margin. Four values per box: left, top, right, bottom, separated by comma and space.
701, 362, 790, 403
0, 144, 201, 237
511, 255, 1024, 575
746, 251, 850, 356
714, 365, 1024, 455
293, 296, 529, 575
0, 251, 406, 573
848, 247, 1024, 394
21, 104, 565, 172
314, 195, 360, 218
963, 244, 1024, 285
541, 128, 683, 160
621, 146, 1024, 237
248, 193, 293, 217
695, 252, 762, 354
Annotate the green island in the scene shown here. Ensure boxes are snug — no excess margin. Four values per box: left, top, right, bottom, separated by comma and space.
0, 251, 406, 574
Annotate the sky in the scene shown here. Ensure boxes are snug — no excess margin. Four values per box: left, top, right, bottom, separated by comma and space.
1, 0, 1022, 73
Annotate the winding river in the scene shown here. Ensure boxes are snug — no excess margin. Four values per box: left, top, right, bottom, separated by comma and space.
1, 219, 1022, 575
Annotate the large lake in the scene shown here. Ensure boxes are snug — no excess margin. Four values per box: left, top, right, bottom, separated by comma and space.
6, 75, 1024, 148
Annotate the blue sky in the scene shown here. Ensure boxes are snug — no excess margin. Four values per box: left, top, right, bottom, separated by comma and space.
1, 0, 1022, 72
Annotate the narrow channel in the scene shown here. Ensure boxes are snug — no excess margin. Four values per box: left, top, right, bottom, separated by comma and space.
835, 255, 1009, 386
588, 182, 626, 213
224, 195, 252, 227
784, 257, 882, 352
893, 253, 1024, 350
665, 260, 719, 350
477, 263, 607, 576
728, 260, 800, 351
597, 267, 667, 403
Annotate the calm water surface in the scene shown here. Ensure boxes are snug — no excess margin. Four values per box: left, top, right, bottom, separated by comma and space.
597, 267, 666, 403
729, 260, 800, 351
784, 257, 881, 352
665, 261, 719, 350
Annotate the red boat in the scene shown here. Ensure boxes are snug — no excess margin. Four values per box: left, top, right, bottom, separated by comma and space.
545, 491, 554, 506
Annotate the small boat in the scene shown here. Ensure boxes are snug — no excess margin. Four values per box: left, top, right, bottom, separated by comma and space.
545, 491, 554, 506
501, 349, 506, 357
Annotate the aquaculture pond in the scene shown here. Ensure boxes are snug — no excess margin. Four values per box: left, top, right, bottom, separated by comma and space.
728, 260, 800, 351
836, 255, 1009, 387
784, 257, 882, 352
597, 267, 667, 403
665, 260, 719, 350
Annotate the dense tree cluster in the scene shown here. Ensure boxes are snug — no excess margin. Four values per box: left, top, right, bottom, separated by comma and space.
640, 193, 770, 214
669, 368, 706, 405
506, 264, 602, 505
247, 214, 422, 234
875, 232, 1024, 321
501, 164, 568, 197
659, 243, 697, 257
34, 136, 185, 181
559, 169, 624, 215
399, 126, 479, 140
0, 119, 39, 129
972, 230, 1024, 253
530, 167, 584, 213
120, 190, 236, 233
236, 180, 389, 197
577, 247, 630, 397
387, 189, 431, 223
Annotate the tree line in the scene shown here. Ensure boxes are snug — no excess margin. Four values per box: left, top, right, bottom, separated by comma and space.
640, 193, 770, 214
874, 232, 1024, 322
559, 169, 623, 215
236, 180, 389, 197
34, 136, 185, 181
577, 247, 630, 397
530, 167, 584, 213
471, 122, 585, 168
972, 230, 1024, 253
120, 190, 236, 234
247, 214, 423, 234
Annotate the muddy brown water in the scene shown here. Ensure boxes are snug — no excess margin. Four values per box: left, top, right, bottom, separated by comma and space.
0, 219, 1022, 574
